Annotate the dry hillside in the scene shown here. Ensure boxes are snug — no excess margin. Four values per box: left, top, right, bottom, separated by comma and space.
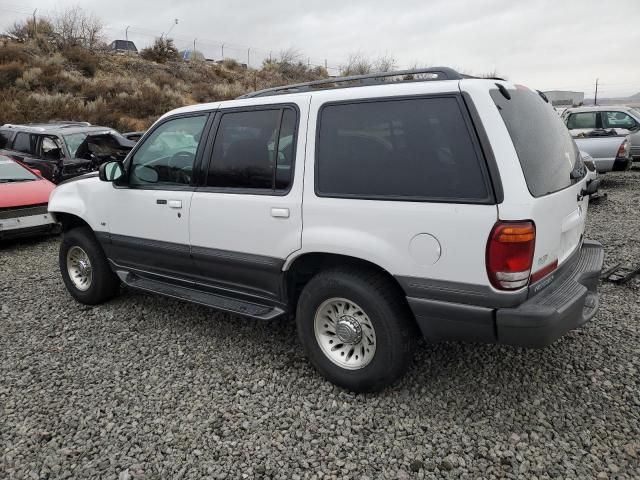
0, 40, 327, 132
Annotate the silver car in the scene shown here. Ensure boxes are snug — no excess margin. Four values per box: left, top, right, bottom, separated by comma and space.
562, 106, 640, 160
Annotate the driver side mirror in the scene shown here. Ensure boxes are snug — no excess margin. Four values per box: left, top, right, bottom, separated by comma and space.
99, 161, 124, 182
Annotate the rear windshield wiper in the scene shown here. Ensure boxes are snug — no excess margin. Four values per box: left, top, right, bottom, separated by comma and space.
0, 178, 35, 183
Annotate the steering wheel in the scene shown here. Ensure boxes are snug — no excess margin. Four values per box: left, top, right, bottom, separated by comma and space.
168, 151, 194, 184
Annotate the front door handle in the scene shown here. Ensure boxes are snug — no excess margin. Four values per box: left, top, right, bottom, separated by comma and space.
168, 200, 182, 209
271, 207, 289, 218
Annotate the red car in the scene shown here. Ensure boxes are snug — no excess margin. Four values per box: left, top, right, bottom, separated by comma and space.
0, 155, 58, 239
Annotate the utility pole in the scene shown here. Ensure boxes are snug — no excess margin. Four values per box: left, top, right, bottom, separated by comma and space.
247, 47, 250, 68
193, 38, 197, 60
32, 9, 37, 38
594, 78, 599, 106
162, 18, 178, 40
221, 43, 225, 60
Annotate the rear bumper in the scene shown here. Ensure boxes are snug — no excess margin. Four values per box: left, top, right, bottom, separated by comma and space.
408, 240, 604, 348
612, 157, 633, 171
495, 240, 603, 347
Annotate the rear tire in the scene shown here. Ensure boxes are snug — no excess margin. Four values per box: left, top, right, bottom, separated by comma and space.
59, 227, 120, 305
296, 267, 416, 392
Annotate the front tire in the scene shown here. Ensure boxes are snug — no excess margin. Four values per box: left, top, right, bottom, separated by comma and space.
296, 267, 416, 392
59, 227, 120, 305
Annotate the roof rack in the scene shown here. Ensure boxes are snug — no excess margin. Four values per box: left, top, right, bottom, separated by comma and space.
239, 67, 467, 99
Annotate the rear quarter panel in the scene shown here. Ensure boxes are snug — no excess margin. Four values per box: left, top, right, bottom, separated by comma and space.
296, 81, 498, 286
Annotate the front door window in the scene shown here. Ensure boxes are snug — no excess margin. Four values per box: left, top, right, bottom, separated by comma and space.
129, 115, 207, 186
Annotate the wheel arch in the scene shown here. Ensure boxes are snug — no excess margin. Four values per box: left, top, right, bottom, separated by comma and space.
51, 212, 91, 233
283, 252, 410, 310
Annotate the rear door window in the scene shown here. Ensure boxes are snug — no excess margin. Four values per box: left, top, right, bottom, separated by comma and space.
0, 130, 12, 149
12, 132, 37, 155
316, 96, 490, 201
206, 107, 298, 192
566, 112, 598, 129
491, 87, 582, 197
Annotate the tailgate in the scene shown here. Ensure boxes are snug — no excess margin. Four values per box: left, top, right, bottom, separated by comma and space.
527, 180, 588, 272
489, 85, 591, 275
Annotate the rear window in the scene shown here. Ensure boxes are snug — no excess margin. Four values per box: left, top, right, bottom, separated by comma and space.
316, 96, 490, 202
491, 88, 582, 197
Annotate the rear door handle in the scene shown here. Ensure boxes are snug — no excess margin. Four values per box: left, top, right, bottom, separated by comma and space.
168, 200, 182, 209
271, 207, 290, 218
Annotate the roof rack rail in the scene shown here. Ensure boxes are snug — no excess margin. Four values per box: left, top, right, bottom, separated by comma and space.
239, 67, 467, 99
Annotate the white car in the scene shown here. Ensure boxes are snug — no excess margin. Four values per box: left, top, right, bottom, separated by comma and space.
49, 68, 604, 392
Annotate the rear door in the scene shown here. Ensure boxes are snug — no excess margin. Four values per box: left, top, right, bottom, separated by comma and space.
189, 100, 308, 302
490, 87, 588, 272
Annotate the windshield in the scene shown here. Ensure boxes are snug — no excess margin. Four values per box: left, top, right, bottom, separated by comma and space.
491, 87, 583, 197
63, 133, 88, 158
0, 159, 37, 182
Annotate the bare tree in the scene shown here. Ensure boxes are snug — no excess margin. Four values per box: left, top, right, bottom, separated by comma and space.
277, 47, 303, 65
8, 17, 54, 42
341, 52, 373, 76
341, 52, 398, 76
372, 54, 397, 73
51, 6, 104, 50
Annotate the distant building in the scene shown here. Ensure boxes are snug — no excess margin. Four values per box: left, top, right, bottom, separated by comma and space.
109, 40, 138, 53
543, 90, 585, 107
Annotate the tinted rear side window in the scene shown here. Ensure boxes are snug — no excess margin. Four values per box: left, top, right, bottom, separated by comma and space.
0, 130, 12, 149
316, 96, 490, 202
491, 88, 581, 197
566, 112, 598, 129
208, 107, 297, 192
12, 132, 37, 154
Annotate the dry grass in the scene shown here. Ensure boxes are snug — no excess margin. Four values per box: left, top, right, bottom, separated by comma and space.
0, 39, 328, 131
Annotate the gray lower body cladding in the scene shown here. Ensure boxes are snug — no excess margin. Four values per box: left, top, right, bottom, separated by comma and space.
404, 240, 604, 348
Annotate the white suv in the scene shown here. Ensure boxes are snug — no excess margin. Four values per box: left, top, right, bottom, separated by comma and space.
49, 68, 604, 392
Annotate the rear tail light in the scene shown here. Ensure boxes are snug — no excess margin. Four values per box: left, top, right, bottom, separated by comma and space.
486, 221, 536, 290
617, 139, 630, 158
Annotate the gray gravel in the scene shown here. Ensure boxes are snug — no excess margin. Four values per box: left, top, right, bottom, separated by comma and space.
2, 169, 640, 480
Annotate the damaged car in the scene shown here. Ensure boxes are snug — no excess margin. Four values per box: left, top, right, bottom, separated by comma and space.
0, 122, 135, 184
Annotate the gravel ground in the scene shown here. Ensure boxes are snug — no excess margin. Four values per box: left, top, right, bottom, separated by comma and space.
2, 169, 640, 480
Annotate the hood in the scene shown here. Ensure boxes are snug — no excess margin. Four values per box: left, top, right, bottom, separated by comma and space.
0, 178, 56, 209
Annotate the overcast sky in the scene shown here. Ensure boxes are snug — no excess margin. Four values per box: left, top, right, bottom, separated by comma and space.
2, 0, 639, 97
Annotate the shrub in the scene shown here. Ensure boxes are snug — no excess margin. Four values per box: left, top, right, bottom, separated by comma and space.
0, 62, 25, 88
0, 43, 32, 64
62, 46, 99, 77
140, 38, 180, 64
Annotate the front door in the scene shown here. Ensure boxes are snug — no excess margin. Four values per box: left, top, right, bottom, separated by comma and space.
103, 113, 210, 280
189, 100, 308, 302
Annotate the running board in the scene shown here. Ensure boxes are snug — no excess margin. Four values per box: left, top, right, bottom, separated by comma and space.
116, 271, 285, 320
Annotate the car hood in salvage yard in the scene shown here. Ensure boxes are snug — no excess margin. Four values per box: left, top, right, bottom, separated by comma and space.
0, 178, 55, 209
